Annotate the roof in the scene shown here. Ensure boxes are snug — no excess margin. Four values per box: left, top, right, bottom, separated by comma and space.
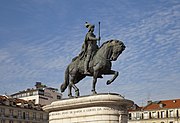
11, 88, 39, 96
128, 104, 143, 112
0, 95, 43, 110
0, 95, 7, 100
11, 82, 59, 96
143, 99, 180, 110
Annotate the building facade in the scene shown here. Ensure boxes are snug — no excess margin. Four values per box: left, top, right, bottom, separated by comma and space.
0, 95, 48, 123
11, 82, 61, 106
129, 99, 180, 123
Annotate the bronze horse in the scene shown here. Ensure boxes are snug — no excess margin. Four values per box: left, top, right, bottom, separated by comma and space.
60, 40, 126, 97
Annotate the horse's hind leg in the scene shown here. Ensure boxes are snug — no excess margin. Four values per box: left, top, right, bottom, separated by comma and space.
73, 74, 86, 97
71, 83, 79, 97
68, 84, 73, 98
69, 75, 80, 97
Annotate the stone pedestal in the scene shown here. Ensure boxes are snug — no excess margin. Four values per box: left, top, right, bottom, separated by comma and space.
43, 93, 133, 123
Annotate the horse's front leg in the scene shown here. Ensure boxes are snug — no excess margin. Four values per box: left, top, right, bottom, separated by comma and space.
104, 70, 119, 85
92, 71, 98, 94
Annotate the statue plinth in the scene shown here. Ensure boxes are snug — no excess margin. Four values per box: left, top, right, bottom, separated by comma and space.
43, 93, 133, 123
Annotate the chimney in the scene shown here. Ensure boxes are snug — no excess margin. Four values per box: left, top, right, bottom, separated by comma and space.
159, 103, 164, 108
147, 100, 152, 105
173, 100, 176, 103
35, 82, 42, 89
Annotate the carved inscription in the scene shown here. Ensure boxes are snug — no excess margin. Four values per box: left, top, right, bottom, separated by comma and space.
49, 107, 117, 116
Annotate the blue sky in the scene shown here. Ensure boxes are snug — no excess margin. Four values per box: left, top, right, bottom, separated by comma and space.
0, 0, 179, 106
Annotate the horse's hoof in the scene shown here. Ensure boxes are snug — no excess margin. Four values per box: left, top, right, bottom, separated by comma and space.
75, 91, 80, 97
92, 90, 97, 95
76, 94, 80, 97
106, 80, 111, 85
69, 96, 74, 98
75, 96, 79, 98
68, 94, 73, 98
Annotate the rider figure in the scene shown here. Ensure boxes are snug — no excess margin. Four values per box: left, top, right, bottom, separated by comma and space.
84, 22, 100, 74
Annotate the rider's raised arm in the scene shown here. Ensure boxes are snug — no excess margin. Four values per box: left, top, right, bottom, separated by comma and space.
87, 32, 98, 41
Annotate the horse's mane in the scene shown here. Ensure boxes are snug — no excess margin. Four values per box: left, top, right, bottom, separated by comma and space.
99, 39, 121, 49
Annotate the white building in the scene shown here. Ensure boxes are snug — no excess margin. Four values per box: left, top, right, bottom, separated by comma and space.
128, 99, 180, 123
0, 95, 48, 123
11, 82, 61, 106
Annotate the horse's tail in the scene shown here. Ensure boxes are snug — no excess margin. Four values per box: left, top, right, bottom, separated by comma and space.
60, 65, 69, 93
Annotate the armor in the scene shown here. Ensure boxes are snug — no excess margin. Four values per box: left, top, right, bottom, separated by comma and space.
84, 22, 99, 74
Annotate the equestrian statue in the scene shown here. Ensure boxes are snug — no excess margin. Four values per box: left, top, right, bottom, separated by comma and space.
60, 22, 126, 97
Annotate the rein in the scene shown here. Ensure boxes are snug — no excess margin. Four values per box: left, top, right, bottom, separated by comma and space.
98, 55, 111, 61
95, 45, 113, 61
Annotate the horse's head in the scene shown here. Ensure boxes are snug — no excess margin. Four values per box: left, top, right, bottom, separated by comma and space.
108, 40, 126, 61
97, 40, 125, 61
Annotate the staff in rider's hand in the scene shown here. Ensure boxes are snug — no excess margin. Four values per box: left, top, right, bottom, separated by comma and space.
98, 21, 101, 46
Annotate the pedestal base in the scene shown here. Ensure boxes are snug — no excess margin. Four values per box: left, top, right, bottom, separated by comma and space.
43, 93, 133, 123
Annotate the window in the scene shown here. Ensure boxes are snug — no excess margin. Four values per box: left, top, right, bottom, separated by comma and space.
33, 112, 36, 120
19, 94, 22, 98
136, 112, 140, 119
157, 112, 160, 118
152, 112, 156, 118
128, 113, 132, 120
23, 112, 25, 119
33, 91, 38, 95
166, 110, 168, 118
18, 110, 22, 118
177, 110, 179, 118
29, 92, 33, 96
9, 109, 13, 117
1, 120, 5, 123
22, 93, 26, 97
9, 121, 13, 123
11, 95, 15, 98
32, 99, 36, 103
144, 112, 148, 119
44, 92, 52, 98
149, 112, 152, 119
40, 113, 43, 120
25, 112, 29, 119
169, 110, 173, 118
0, 108, 5, 116
39, 96, 48, 100
141, 113, 144, 119
38, 90, 44, 95
161, 111, 165, 118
